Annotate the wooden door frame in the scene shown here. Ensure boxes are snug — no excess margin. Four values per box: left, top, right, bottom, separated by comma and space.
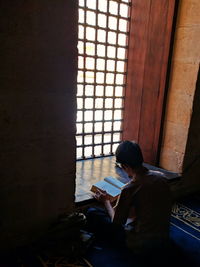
122, 0, 177, 165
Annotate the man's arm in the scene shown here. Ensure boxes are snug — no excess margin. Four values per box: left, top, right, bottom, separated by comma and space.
113, 188, 130, 225
94, 189, 115, 220
114, 183, 140, 224
104, 199, 115, 221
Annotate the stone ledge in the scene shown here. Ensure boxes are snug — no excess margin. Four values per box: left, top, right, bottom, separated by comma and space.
75, 156, 181, 204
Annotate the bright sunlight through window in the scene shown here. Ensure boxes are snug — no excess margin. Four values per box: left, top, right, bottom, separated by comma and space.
76, 0, 131, 159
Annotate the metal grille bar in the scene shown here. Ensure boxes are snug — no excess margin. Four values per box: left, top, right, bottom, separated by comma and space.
76, 0, 131, 160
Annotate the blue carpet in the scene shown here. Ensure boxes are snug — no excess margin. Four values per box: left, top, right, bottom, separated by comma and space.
85, 194, 200, 267
85, 244, 135, 267
170, 195, 200, 267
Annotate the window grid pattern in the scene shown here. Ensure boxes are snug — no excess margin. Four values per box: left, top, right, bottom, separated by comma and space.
77, 0, 131, 160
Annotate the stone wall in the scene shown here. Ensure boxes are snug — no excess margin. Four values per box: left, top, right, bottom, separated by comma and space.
160, 0, 200, 174
0, 1, 77, 249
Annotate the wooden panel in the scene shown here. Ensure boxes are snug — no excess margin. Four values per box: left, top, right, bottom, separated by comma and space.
123, 0, 151, 142
122, 0, 176, 164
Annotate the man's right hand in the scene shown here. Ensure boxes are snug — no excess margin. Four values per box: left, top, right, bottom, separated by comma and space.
94, 189, 110, 204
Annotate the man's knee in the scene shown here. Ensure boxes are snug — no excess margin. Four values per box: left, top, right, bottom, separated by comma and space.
86, 207, 107, 219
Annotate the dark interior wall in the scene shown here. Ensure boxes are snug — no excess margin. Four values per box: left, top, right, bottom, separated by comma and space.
0, 1, 77, 249
181, 66, 200, 194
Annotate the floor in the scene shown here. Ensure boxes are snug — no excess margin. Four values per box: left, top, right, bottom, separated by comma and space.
84, 193, 200, 267
1, 194, 199, 267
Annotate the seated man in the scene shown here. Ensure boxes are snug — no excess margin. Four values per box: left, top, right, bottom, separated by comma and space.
86, 140, 172, 253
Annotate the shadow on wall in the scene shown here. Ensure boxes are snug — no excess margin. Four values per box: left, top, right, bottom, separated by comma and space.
181, 65, 200, 194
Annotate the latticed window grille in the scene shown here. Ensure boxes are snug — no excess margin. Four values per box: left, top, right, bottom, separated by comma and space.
76, 0, 131, 160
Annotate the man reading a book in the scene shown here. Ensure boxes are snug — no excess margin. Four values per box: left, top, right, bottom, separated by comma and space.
86, 140, 172, 253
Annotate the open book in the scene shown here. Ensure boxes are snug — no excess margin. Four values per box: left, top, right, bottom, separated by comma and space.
90, 176, 127, 202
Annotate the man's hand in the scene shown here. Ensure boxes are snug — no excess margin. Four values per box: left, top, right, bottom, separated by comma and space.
94, 189, 110, 203
94, 189, 115, 220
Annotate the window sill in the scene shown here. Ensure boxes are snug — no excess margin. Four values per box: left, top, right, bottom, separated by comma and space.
75, 156, 181, 204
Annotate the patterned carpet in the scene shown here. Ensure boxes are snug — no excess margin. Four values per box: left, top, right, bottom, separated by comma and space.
170, 194, 200, 267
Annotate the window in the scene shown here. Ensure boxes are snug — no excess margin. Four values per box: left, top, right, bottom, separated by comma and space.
76, 0, 131, 160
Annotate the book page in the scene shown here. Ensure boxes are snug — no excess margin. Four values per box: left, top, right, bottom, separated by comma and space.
104, 176, 126, 189
92, 180, 121, 197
